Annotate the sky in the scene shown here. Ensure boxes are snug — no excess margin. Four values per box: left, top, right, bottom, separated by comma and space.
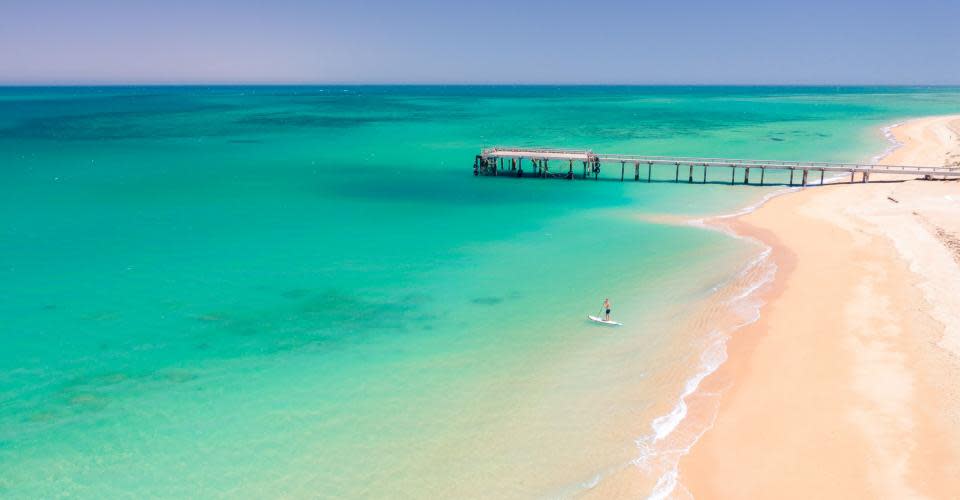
1, 0, 959, 85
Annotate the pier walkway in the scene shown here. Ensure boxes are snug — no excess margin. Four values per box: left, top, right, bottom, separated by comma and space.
474, 147, 960, 186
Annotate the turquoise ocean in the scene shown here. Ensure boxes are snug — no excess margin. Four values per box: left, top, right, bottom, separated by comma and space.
2, 86, 959, 498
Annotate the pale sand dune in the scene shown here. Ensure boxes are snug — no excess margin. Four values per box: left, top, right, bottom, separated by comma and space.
679, 116, 960, 499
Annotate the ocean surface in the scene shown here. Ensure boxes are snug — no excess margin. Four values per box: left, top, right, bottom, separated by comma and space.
2, 86, 959, 498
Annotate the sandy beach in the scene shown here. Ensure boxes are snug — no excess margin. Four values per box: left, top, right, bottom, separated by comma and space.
680, 115, 960, 498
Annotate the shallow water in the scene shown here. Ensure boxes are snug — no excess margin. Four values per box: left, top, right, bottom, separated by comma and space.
2, 86, 959, 498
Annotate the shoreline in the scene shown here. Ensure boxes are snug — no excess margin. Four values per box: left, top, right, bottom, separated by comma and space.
679, 115, 960, 498
584, 183, 788, 499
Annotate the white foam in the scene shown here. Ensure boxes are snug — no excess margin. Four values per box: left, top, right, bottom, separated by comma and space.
648, 469, 679, 500
726, 247, 775, 304
874, 122, 905, 164
580, 472, 602, 489
649, 336, 727, 442
631, 173, 785, 498
633, 233, 777, 500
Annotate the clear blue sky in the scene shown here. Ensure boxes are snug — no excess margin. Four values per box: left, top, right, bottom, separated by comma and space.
1, 0, 958, 84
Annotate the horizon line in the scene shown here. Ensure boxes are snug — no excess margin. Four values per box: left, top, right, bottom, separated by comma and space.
3, 82, 960, 88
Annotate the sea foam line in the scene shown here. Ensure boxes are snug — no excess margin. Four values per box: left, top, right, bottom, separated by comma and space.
875, 122, 905, 164
636, 120, 907, 499
632, 235, 777, 500
628, 179, 788, 499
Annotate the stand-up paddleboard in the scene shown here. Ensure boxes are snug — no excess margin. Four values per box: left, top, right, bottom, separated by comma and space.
587, 315, 622, 326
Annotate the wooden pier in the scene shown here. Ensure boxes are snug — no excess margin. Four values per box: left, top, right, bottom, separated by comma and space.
473, 147, 960, 186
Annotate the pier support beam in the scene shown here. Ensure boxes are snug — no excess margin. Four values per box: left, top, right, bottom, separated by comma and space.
621, 161, 625, 182
568, 160, 573, 180
820, 169, 825, 185
647, 162, 652, 182
688, 164, 694, 183
634, 162, 640, 181
703, 165, 708, 183
760, 168, 765, 185
789, 168, 795, 186
744, 167, 750, 185
675, 163, 680, 182
863, 172, 870, 183
850, 170, 855, 183
731, 166, 736, 185
802, 169, 808, 187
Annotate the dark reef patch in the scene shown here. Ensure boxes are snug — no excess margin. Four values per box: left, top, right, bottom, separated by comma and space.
281, 289, 310, 299
163, 370, 198, 384
194, 313, 226, 322
471, 297, 502, 306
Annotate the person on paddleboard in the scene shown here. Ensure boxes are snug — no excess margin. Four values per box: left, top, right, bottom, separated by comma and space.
603, 298, 611, 321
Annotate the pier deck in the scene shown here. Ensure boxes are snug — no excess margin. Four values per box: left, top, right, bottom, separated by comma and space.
474, 147, 960, 185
